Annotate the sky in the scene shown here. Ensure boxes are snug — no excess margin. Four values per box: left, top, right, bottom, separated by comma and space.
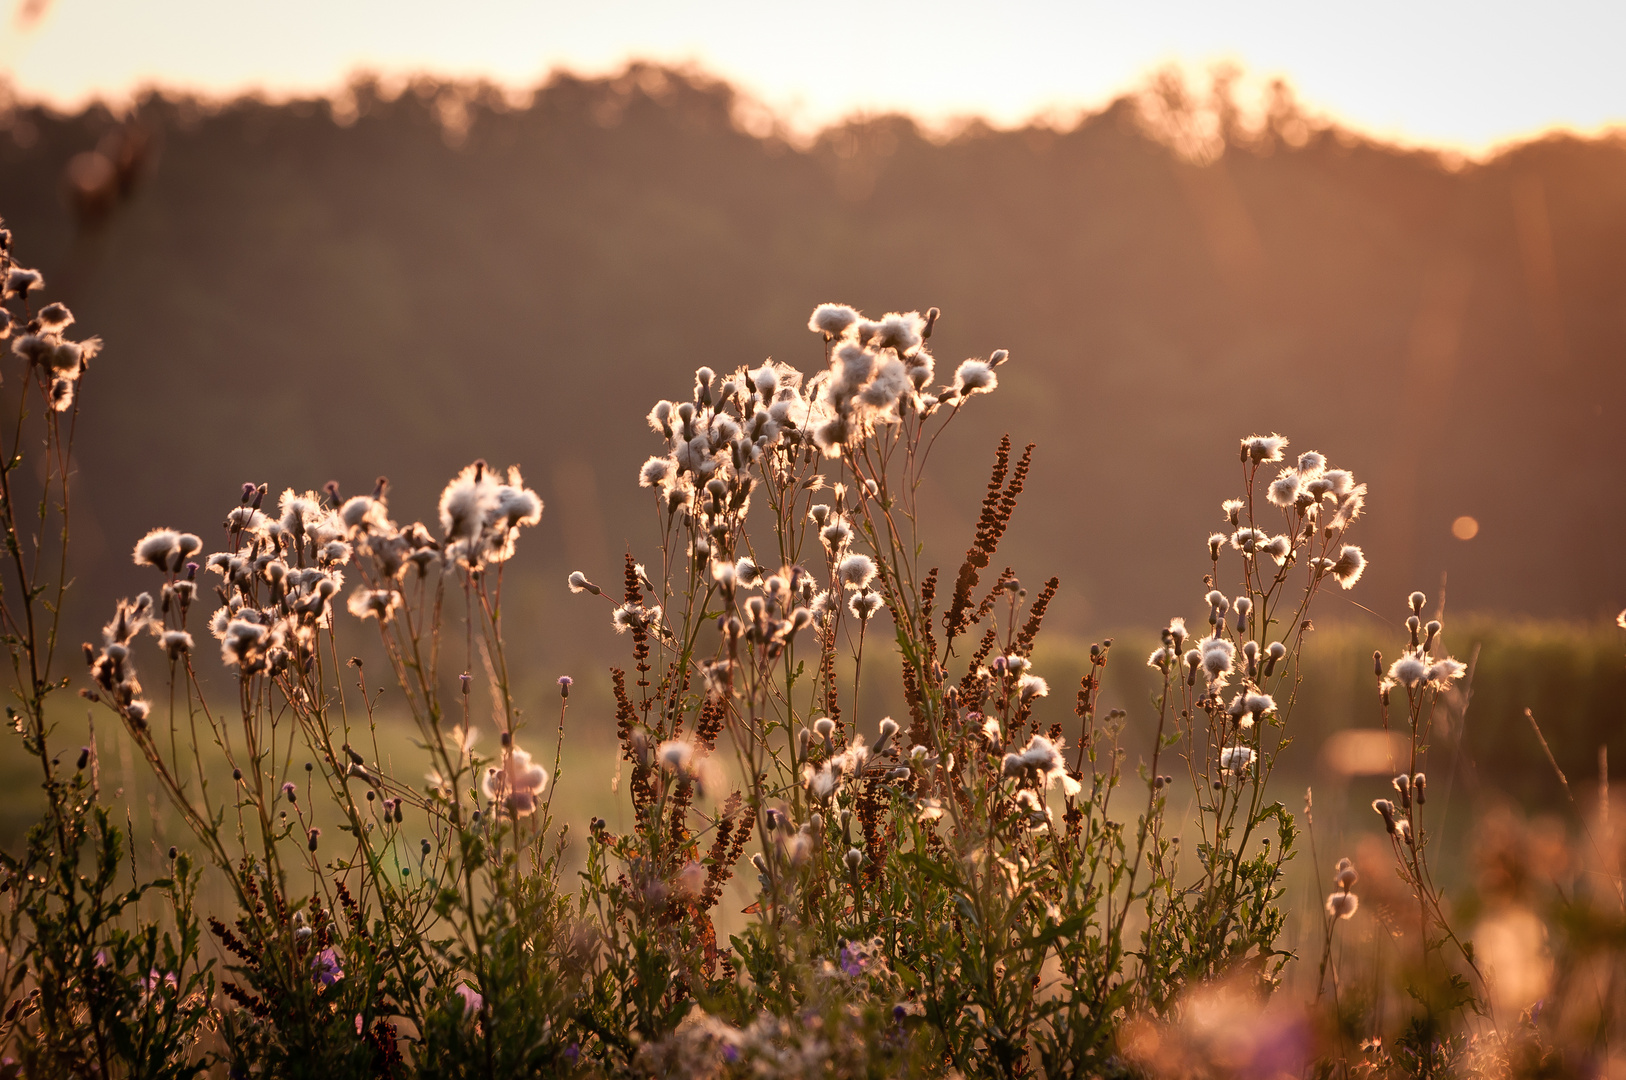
2, 0, 1623, 152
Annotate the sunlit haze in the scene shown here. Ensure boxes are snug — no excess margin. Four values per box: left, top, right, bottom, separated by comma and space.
3, 0, 1624, 151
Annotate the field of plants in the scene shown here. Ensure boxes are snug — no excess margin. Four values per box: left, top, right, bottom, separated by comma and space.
2, 211, 1624, 1079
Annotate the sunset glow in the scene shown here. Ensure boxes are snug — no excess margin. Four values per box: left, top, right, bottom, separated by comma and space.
4, 0, 1624, 151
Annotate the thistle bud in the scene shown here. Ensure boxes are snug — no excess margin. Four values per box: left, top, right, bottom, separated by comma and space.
1372, 798, 1397, 834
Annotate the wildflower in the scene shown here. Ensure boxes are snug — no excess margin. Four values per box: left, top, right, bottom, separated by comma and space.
1242, 433, 1288, 463
1017, 673, 1049, 703
804, 762, 839, 803
490, 471, 542, 530
1208, 532, 1226, 559
1000, 734, 1081, 796
438, 461, 497, 543
455, 984, 482, 1019
1387, 654, 1427, 689
1372, 798, 1398, 834
639, 455, 674, 489
1147, 646, 1174, 671
1298, 451, 1326, 476
3, 267, 42, 299
1014, 788, 1052, 830
282, 781, 297, 803
1331, 545, 1366, 588
159, 630, 193, 657
837, 553, 877, 590
567, 571, 599, 595
873, 717, 899, 756
311, 948, 344, 988
872, 311, 926, 354
809, 303, 860, 338
1230, 692, 1275, 728
140, 969, 179, 998
1267, 469, 1301, 508
347, 588, 402, 622
481, 743, 549, 817
952, 358, 997, 396
220, 618, 279, 669
1230, 528, 1268, 554
1262, 534, 1292, 564
1392, 772, 1412, 809
1220, 746, 1255, 774
1221, 498, 1244, 525
1201, 636, 1235, 684
1334, 857, 1358, 889
1325, 891, 1359, 919
832, 341, 875, 389
859, 356, 912, 410
1426, 657, 1466, 688
132, 528, 182, 570
849, 591, 883, 621
1164, 616, 1187, 649
657, 739, 695, 775
1327, 486, 1367, 529
339, 495, 390, 532
610, 602, 660, 634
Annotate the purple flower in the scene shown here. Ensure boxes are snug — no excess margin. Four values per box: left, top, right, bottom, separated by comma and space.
312, 947, 344, 988
564, 1043, 579, 1064
142, 969, 178, 996
839, 943, 865, 977
722, 1044, 739, 1063
455, 983, 482, 1018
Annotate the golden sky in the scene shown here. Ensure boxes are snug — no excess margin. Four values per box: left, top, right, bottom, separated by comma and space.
4, 0, 1622, 151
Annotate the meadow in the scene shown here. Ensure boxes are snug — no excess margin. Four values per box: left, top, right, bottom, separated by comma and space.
2, 187, 1625, 1079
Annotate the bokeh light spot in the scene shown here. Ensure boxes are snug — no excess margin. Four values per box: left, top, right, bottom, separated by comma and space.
1452, 515, 1479, 540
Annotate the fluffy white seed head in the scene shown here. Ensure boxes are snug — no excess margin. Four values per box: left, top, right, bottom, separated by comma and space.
1326, 891, 1359, 920
809, 303, 860, 338
837, 553, 877, 590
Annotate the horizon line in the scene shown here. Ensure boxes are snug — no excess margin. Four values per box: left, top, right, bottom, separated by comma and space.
4, 57, 1625, 165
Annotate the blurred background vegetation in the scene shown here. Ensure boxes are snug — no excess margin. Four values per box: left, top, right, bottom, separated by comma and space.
0, 63, 1621, 855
